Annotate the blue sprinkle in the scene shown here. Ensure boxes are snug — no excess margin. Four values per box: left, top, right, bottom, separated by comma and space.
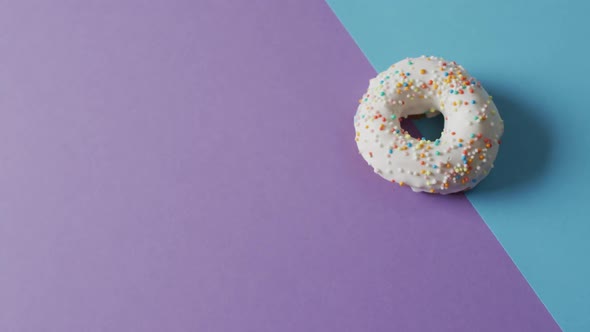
389, 149, 393, 154
407, 142, 412, 147
450, 89, 454, 94
471, 100, 476, 104
403, 82, 408, 87
406, 72, 411, 76
395, 129, 400, 134
433, 165, 438, 169
458, 143, 463, 147
444, 72, 449, 77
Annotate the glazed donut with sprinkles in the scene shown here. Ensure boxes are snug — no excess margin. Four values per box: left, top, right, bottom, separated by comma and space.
354, 56, 504, 194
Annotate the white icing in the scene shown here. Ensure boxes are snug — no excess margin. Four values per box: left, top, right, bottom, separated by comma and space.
354, 56, 504, 194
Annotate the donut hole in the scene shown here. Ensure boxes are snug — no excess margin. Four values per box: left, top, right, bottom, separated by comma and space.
400, 112, 444, 141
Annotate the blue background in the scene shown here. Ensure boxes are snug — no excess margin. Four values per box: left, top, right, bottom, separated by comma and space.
326, 0, 590, 330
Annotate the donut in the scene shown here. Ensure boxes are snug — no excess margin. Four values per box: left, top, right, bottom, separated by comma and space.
354, 56, 504, 194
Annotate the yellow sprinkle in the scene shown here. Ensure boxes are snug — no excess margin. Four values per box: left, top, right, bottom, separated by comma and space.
420, 69, 426, 74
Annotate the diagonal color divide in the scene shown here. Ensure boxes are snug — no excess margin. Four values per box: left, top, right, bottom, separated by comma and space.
326, 0, 590, 330
0, 0, 558, 331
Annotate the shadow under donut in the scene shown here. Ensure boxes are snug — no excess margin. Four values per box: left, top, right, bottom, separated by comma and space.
467, 84, 553, 194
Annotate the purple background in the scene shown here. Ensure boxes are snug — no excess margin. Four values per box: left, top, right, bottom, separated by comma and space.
0, 1, 558, 331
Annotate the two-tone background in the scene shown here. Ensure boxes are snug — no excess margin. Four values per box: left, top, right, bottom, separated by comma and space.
1, 0, 587, 331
